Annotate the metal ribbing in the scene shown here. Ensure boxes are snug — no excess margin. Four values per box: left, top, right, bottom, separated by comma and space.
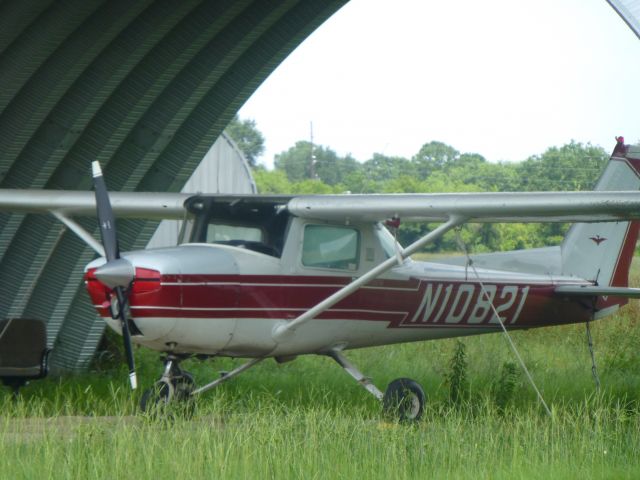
137, 0, 349, 195
606, 0, 640, 39
0, 0, 156, 190
0, 0, 105, 124
0, 1, 55, 56
0, 0, 170, 268
100, 0, 254, 192
0, 0, 349, 372
56, 0, 348, 370
0, 1, 199, 314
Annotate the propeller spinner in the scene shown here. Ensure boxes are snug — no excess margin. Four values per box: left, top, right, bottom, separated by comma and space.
92, 161, 137, 390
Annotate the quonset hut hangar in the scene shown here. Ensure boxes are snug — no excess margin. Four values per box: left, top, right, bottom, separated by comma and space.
0, 0, 347, 373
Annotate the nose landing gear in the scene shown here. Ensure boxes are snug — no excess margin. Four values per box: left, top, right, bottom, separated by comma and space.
140, 354, 195, 416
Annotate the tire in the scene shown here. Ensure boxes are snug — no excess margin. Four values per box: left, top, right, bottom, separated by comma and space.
171, 373, 197, 418
140, 380, 172, 415
173, 372, 195, 401
382, 378, 426, 422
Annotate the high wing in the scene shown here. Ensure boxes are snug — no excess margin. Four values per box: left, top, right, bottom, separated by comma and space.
286, 191, 640, 223
0, 189, 190, 219
3, 190, 640, 224
0, 189, 192, 256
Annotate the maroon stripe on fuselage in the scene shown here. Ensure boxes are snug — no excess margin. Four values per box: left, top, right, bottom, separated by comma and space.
118, 274, 593, 330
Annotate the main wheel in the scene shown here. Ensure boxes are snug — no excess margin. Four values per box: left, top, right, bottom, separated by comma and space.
382, 378, 426, 422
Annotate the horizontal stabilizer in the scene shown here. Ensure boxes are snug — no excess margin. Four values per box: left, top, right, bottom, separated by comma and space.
555, 285, 640, 298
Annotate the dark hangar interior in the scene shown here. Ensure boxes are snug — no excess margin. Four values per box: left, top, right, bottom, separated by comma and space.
0, 0, 348, 372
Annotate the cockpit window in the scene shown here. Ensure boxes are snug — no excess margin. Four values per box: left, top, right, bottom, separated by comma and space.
186, 197, 291, 257
206, 224, 263, 243
302, 225, 359, 271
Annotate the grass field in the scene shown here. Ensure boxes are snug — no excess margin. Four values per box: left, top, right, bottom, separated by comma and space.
1, 263, 640, 479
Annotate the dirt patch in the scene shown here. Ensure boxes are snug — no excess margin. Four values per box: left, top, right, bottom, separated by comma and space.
1, 416, 139, 443
1, 414, 225, 443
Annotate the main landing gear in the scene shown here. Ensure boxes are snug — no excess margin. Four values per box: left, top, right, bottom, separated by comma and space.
326, 350, 426, 422
140, 351, 427, 423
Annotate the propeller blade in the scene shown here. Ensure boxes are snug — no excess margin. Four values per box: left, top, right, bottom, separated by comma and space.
91, 161, 136, 390
92, 161, 119, 262
115, 287, 137, 390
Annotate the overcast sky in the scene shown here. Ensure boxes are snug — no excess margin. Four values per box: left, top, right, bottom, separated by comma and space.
239, 0, 640, 168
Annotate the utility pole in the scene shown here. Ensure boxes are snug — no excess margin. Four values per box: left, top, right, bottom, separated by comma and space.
309, 121, 317, 179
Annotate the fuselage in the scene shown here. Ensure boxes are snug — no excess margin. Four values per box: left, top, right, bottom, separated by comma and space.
85, 239, 596, 359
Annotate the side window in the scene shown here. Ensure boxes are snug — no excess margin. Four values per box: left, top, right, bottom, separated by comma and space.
302, 225, 360, 271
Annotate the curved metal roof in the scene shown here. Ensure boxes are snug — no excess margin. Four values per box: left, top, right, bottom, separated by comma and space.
607, 0, 640, 39
0, 0, 347, 371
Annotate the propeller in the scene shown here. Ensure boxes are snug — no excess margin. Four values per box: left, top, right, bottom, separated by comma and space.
92, 161, 137, 390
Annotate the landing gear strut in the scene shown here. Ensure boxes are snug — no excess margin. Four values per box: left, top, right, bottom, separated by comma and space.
327, 349, 426, 422
140, 354, 266, 415
140, 354, 195, 415
141, 351, 426, 422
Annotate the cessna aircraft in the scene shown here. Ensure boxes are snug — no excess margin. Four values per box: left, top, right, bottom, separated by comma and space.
2, 138, 640, 421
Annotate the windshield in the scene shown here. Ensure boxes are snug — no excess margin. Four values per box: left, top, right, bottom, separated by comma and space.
206, 224, 263, 243
375, 223, 401, 259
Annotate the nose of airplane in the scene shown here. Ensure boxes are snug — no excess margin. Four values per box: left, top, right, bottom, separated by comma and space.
85, 244, 241, 323
85, 249, 182, 342
93, 258, 135, 290
84, 249, 181, 316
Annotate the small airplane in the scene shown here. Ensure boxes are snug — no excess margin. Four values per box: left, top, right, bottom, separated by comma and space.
1, 138, 640, 421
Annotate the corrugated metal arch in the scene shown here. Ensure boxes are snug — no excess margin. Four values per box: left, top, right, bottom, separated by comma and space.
0, 0, 348, 372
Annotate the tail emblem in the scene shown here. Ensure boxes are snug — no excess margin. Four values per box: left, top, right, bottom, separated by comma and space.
590, 235, 607, 245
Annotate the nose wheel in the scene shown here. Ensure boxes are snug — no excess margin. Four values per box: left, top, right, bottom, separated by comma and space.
140, 354, 195, 416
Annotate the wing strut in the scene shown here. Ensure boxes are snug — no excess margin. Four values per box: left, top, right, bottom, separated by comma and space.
51, 211, 105, 256
272, 215, 467, 342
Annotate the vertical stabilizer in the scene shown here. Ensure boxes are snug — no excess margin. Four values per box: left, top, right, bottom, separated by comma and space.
561, 141, 640, 310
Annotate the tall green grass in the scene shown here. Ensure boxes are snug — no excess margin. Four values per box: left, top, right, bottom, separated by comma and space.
1, 264, 640, 478
1, 395, 638, 479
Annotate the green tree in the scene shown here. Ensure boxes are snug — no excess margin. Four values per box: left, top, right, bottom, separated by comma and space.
225, 115, 265, 167
252, 169, 292, 194
446, 152, 486, 171
274, 141, 312, 182
315, 151, 359, 186
274, 141, 360, 185
515, 141, 607, 191
263, 138, 611, 253
362, 153, 415, 182
254, 168, 344, 194
412, 141, 460, 177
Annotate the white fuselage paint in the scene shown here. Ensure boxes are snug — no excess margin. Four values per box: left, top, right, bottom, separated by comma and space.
90, 239, 592, 358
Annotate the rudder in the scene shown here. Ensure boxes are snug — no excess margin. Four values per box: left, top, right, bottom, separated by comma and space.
561, 142, 640, 299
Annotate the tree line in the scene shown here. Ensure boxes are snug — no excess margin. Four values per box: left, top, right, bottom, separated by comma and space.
226, 116, 613, 253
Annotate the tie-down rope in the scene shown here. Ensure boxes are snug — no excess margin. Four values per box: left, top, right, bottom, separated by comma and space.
454, 228, 552, 417
585, 320, 601, 391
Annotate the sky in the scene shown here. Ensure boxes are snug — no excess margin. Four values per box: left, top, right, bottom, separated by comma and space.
238, 0, 640, 169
